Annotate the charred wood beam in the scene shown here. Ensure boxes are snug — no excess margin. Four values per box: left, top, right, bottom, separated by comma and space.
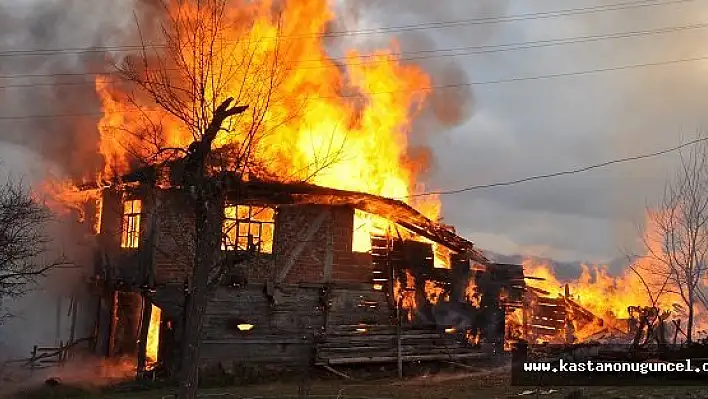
320, 352, 488, 365
108, 291, 119, 357
323, 220, 333, 283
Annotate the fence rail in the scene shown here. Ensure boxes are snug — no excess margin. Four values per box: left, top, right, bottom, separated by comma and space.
21, 337, 94, 370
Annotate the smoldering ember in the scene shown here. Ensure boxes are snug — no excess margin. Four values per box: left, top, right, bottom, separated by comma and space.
5, 1, 708, 399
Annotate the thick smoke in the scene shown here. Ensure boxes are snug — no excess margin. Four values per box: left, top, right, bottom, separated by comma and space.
0, 0, 144, 363
0, 143, 97, 362
0, 0, 148, 181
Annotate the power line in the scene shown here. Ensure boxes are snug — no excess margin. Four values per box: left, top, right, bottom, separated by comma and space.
316, 0, 700, 38
403, 136, 708, 198
2, 52, 708, 121
3, 20, 708, 83
0, 0, 698, 58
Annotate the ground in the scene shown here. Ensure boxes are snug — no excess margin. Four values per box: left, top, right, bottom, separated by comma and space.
9, 371, 708, 399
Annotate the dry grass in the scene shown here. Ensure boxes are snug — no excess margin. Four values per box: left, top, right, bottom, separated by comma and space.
8, 369, 708, 399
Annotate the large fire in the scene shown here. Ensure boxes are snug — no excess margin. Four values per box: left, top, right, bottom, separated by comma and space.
51, 0, 455, 273
521, 212, 708, 343
92, 0, 440, 221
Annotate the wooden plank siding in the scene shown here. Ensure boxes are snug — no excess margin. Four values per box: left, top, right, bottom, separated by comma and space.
195, 284, 391, 365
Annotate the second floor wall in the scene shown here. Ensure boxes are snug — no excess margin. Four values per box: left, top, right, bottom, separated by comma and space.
96, 187, 376, 287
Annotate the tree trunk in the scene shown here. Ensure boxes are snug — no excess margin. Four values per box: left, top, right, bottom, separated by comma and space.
177, 193, 223, 399
687, 297, 694, 344
174, 99, 246, 399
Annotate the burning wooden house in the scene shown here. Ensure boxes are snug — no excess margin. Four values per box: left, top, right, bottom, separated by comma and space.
77, 164, 530, 376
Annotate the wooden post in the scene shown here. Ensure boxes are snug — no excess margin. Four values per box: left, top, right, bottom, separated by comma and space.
321, 220, 334, 335
68, 296, 78, 358
31, 346, 38, 370
323, 219, 333, 284
59, 340, 65, 365
397, 299, 403, 379
522, 291, 529, 341
55, 296, 62, 345
108, 291, 119, 357
92, 295, 102, 353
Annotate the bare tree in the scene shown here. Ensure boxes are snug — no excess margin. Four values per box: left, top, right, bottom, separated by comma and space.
638, 132, 708, 344
0, 178, 65, 324
106, 1, 341, 397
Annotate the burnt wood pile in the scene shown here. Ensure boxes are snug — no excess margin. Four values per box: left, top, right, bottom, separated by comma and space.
522, 285, 599, 343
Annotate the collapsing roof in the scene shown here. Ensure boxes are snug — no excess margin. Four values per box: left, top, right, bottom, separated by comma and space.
82, 164, 486, 259
241, 179, 484, 257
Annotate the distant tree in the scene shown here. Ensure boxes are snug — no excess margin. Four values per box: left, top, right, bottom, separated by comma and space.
639, 132, 708, 344
0, 177, 64, 324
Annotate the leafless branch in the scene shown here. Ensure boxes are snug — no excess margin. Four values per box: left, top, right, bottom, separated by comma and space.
637, 130, 708, 343
0, 177, 68, 322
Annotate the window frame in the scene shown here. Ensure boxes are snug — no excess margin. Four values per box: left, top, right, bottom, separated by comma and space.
222, 204, 275, 254
120, 198, 142, 249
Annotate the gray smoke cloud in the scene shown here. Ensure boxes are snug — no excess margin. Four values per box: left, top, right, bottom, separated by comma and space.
0, 0, 145, 180
0, 0, 143, 360
0, 143, 98, 360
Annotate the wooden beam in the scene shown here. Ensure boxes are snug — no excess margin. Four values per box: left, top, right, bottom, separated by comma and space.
276, 209, 330, 283
67, 296, 78, 360
55, 296, 62, 344
108, 291, 118, 357
323, 219, 333, 283
321, 364, 353, 380
321, 352, 488, 365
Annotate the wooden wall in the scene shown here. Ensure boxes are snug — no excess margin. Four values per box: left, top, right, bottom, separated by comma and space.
148, 283, 389, 367
274, 205, 372, 285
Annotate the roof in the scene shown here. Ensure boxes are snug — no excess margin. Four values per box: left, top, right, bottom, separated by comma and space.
82, 165, 487, 258
240, 179, 484, 256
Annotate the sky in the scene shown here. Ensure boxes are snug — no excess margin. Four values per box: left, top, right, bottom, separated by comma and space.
3, 0, 708, 265
342, 0, 708, 263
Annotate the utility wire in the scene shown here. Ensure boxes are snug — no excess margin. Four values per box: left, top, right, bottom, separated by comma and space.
316, 0, 700, 38
402, 136, 708, 198
0, 0, 698, 57
3, 20, 708, 82
3, 52, 708, 120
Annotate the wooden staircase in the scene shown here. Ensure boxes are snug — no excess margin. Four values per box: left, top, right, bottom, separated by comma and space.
370, 234, 390, 293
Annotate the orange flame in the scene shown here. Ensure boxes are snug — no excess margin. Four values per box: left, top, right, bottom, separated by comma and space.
522, 211, 708, 342
465, 278, 481, 308
41, 180, 101, 223
393, 269, 417, 321
145, 305, 161, 370
424, 280, 447, 304
90, 0, 440, 221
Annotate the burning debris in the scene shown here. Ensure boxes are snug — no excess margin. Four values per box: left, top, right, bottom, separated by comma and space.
511, 254, 708, 348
